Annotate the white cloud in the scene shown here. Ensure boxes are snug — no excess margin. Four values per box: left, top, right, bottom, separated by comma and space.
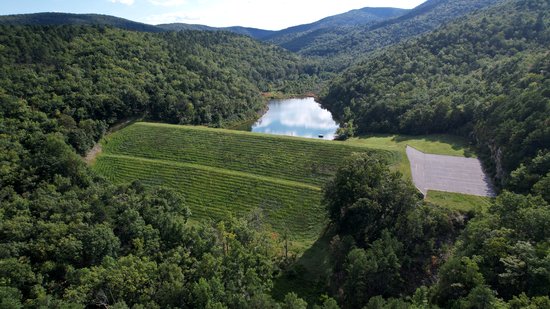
149, 0, 186, 7
110, 0, 135, 5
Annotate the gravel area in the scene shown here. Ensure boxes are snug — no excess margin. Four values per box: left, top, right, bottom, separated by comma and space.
406, 146, 495, 197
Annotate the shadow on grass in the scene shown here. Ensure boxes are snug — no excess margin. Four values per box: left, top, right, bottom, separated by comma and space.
108, 116, 143, 134
271, 234, 333, 305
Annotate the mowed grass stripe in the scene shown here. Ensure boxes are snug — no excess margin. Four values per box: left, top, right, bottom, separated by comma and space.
102, 154, 321, 191
94, 155, 325, 239
102, 122, 394, 187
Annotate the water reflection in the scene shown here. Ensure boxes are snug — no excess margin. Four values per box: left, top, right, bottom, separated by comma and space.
251, 97, 338, 140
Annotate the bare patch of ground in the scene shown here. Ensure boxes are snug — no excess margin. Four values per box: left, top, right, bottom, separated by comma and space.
84, 143, 102, 165
407, 146, 495, 197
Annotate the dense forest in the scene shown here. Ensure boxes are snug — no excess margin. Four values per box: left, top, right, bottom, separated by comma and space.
321, 153, 550, 308
322, 0, 549, 194
0, 25, 318, 155
264, 7, 408, 52
0, 96, 286, 307
272, 0, 503, 71
0, 26, 319, 307
0, 26, 320, 307
1, 0, 549, 307
0, 13, 164, 33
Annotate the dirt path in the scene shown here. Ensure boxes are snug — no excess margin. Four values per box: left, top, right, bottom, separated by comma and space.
406, 146, 495, 197
83, 117, 142, 165
84, 143, 102, 165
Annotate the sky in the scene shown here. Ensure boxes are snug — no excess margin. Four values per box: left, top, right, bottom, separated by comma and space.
0, 0, 427, 30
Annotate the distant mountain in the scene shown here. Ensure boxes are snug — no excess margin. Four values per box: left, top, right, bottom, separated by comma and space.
157, 23, 217, 32
0, 0, 505, 70
158, 7, 407, 41
0, 12, 163, 32
265, 7, 409, 46
223, 26, 276, 40
280, 0, 504, 70
158, 23, 275, 40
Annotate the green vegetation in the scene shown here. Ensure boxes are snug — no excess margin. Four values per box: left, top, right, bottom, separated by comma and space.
426, 190, 493, 213
1, 0, 549, 307
100, 122, 390, 186
269, 0, 502, 71
322, 153, 465, 307
0, 25, 317, 155
343, 134, 473, 157
449, 192, 550, 302
0, 12, 163, 32
343, 133, 473, 182
322, 0, 549, 197
95, 154, 323, 241
93, 122, 389, 245
319, 153, 550, 309
0, 94, 297, 308
266, 7, 408, 53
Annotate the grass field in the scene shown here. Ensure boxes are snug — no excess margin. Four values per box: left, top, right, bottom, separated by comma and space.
342, 134, 492, 212
344, 134, 475, 177
93, 122, 394, 246
102, 122, 395, 187
425, 190, 493, 213
93, 123, 491, 245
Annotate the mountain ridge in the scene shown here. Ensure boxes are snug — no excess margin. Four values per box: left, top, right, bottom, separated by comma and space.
157, 23, 276, 39
0, 7, 410, 40
0, 12, 164, 32
262, 7, 409, 42
280, 0, 505, 69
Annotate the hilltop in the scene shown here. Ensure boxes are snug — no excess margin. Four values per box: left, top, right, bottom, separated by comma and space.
0, 12, 163, 32
262, 7, 408, 44
281, 0, 504, 69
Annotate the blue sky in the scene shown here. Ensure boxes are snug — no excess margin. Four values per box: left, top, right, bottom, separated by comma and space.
0, 0, 427, 30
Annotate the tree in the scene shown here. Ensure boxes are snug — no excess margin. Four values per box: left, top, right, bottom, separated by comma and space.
323, 153, 419, 244
432, 257, 487, 308
282, 293, 307, 309
0, 286, 23, 309
343, 231, 403, 308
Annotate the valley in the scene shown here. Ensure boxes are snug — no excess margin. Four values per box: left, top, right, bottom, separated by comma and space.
0, 0, 548, 307
91, 120, 489, 250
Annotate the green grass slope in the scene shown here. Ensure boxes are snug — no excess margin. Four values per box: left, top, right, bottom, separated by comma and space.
100, 122, 391, 187
93, 122, 392, 244
343, 133, 494, 212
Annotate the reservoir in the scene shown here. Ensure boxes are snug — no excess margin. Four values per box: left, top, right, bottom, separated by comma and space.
249, 97, 339, 140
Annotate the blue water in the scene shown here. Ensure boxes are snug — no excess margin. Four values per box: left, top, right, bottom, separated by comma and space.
251, 97, 339, 140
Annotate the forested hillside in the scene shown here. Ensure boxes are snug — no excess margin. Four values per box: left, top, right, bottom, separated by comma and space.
0, 13, 163, 32
322, 0, 549, 193
264, 7, 408, 51
0, 24, 319, 307
1, 0, 549, 307
0, 25, 317, 155
158, 23, 276, 40
321, 154, 550, 308
283, 0, 503, 70
0, 96, 286, 307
